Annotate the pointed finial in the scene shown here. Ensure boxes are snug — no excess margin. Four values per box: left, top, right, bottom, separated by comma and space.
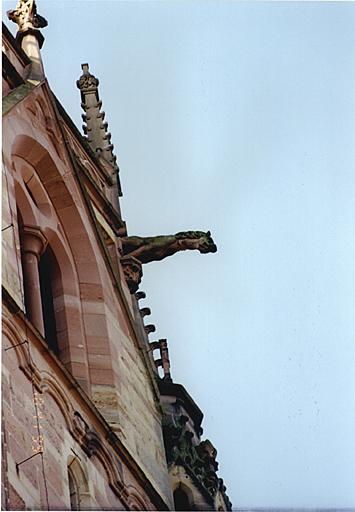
76, 63, 122, 197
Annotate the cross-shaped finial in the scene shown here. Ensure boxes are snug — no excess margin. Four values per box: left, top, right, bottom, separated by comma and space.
7, 0, 47, 32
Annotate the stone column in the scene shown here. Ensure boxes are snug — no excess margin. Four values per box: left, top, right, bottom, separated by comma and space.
21, 226, 47, 336
19, 31, 45, 82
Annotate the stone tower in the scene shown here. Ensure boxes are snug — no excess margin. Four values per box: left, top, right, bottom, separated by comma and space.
2, 1, 232, 509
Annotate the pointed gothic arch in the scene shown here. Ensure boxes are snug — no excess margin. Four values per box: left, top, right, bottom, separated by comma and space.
67, 456, 91, 510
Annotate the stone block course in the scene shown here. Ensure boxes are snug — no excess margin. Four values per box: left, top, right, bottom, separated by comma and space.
80, 283, 104, 302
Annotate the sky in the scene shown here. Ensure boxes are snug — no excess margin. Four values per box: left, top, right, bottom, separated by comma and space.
3, 0, 355, 508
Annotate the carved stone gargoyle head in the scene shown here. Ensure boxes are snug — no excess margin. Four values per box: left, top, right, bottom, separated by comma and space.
120, 230, 217, 291
173, 230, 217, 255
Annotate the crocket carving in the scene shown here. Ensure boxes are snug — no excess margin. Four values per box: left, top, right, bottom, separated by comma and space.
121, 230, 217, 264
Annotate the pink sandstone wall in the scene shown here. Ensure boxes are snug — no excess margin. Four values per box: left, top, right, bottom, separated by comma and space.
2, 308, 157, 510
2, 77, 173, 509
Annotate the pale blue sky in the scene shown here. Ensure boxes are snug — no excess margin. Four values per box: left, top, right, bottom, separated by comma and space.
4, 1, 355, 508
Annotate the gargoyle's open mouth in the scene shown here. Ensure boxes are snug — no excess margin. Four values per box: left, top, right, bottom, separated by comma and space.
200, 243, 217, 254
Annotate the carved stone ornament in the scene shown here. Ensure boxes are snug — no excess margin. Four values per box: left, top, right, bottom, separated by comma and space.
144, 324, 156, 335
76, 64, 99, 92
120, 255, 143, 294
162, 414, 232, 509
7, 0, 48, 32
121, 230, 217, 265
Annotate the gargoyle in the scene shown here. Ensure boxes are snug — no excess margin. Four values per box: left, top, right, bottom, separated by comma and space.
121, 230, 217, 265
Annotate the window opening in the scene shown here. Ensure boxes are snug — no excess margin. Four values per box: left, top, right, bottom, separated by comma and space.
38, 246, 59, 355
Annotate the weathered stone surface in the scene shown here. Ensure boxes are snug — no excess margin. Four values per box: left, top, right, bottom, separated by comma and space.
7, 0, 48, 32
122, 230, 217, 265
160, 382, 232, 511
8, 483, 26, 511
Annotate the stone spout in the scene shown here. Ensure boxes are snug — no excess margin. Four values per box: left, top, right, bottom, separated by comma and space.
121, 230, 217, 265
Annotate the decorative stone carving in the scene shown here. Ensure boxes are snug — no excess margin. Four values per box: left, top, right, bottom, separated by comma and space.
217, 478, 232, 511
72, 411, 89, 440
77, 69, 99, 93
120, 255, 142, 294
7, 0, 47, 81
81, 428, 101, 458
121, 230, 217, 265
162, 414, 231, 509
7, 0, 47, 32
163, 414, 193, 467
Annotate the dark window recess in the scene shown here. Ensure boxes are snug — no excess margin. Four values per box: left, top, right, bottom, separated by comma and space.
173, 488, 192, 511
39, 247, 59, 355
